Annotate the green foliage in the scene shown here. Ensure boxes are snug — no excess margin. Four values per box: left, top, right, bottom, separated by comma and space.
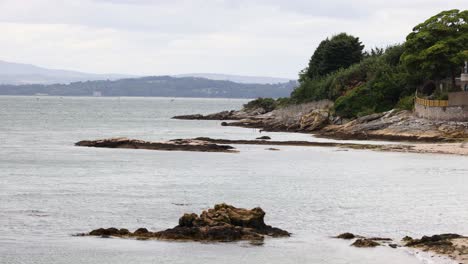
292, 43, 417, 118
395, 96, 414, 110
288, 10, 466, 119
401, 9, 468, 83
306, 33, 364, 79
243, 97, 278, 112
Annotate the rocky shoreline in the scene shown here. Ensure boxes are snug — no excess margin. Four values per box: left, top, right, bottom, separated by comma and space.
173, 102, 468, 143
80, 203, 289, 242
335, 232, 468, 263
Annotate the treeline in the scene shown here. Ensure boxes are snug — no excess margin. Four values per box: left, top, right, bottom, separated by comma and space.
260, 9, 467, 118
0, 76, 297, 99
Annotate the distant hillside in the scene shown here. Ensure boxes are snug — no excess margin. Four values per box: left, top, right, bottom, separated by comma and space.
0, 60, 133, 85
174, 73, 292, 84
0, 76, 297, 98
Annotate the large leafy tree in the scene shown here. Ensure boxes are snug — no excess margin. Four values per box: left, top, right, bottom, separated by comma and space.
306, 33, 364, 79
401, 9, 468, 88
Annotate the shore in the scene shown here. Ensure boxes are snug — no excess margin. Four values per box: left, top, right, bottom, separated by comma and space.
173, 102, 468, 156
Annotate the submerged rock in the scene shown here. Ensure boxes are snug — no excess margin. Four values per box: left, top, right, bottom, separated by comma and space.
85, 203, 290, 242
256, 136, 271, 140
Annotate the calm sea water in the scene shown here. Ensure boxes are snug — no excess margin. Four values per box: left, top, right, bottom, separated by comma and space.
1, 96, 467, 264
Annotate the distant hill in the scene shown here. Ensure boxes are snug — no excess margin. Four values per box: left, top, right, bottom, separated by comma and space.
0, 76, 297, 98
173, 73, 292, 84
0, 60, 134, 85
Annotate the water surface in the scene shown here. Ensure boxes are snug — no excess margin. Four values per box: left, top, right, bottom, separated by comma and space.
1, 96, 466, 264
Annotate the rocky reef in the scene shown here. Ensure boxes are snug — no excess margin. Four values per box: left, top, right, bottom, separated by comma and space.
335, 233, 392, 248
83, 203, 290, 242
404, 234, 468, 263
75, 138, 236, 153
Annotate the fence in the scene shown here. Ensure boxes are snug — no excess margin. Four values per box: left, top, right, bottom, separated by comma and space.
414, 96, 448, 107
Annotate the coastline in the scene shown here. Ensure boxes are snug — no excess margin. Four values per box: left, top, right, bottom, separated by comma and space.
173, 103, 468, 156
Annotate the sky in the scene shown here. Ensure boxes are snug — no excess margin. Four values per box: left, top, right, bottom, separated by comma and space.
0, 0, 466, 79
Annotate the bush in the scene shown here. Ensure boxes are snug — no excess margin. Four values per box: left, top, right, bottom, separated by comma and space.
243, 97, 277, 112
395, 95, 414, 110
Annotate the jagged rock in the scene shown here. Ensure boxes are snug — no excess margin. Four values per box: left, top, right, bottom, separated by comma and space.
351, 239, 380, 248
85, 203, 290, 242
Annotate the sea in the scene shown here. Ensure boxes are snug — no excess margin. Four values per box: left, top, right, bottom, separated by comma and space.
1, 96, 467, 264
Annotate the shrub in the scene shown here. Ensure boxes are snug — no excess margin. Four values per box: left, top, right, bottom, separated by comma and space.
243, 97, 277, 112
395, 95, 414, 110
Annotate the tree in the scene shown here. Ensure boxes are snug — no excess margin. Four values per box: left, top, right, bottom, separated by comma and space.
306, 33, 364, 79
401, 9, 468, 88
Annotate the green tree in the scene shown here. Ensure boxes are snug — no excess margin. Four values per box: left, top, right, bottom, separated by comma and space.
401, 9, 468, 88
307, 33, 364, 78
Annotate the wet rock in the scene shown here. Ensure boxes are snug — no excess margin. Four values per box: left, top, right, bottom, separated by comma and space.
405, 234, 462, 247
75, 138, 236, 153
336, 233, 356, 239
134, 228, 149, 234
351, 239, 380, 248
402, 236, 413, 242
256, 136, 271, 140
389, 244, 398, 248
266, 148, 280, 151
89, 227, 121, 236
85, 203, 289, 243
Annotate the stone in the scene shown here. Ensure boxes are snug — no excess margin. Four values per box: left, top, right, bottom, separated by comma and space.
256, 136, 271, 140
351, 239, 380, 248
75, 138, 236, 153
336, 232, 355, 239
300, 110, 329, 131
85, 203, 290, 243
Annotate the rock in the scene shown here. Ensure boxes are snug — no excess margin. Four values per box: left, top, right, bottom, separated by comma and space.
134, 228, 149, 234
89, 227, 121, 236
221, 122, 228, 126
351, 239, 380, 248
336, 232, 356, 239
266, 148, 280, 151
179, 213, 198, 227
75, 138, 237, 153
85, 203, 290, 243
300, 110, 329, 131
402, 235, 413, 242
256, 136, 271, 140
389, 244, 398, 248
405, 234, 462, 247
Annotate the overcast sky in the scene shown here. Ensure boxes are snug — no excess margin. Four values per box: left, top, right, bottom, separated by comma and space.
0, 0, 466, 78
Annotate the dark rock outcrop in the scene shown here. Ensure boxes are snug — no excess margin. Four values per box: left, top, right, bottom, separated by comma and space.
336, 232, 356, 239
256, 136, 271, 140
75, 138, 236, 153
351, 239, 380, 248
404, 234, 462, 247
85, 203, 290, 242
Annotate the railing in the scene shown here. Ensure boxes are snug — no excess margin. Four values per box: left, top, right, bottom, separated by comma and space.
415, 96, 448, 107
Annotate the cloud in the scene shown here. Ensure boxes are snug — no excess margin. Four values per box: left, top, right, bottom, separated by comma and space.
0, 0, 466, 78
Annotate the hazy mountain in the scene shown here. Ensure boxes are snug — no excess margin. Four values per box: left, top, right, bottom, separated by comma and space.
174, 73, 292, 84
0, 76, 297, 98
0, 60, 134, 85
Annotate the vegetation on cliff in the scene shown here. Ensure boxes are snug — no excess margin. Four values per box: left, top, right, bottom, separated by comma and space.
252, 9, 467, 119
